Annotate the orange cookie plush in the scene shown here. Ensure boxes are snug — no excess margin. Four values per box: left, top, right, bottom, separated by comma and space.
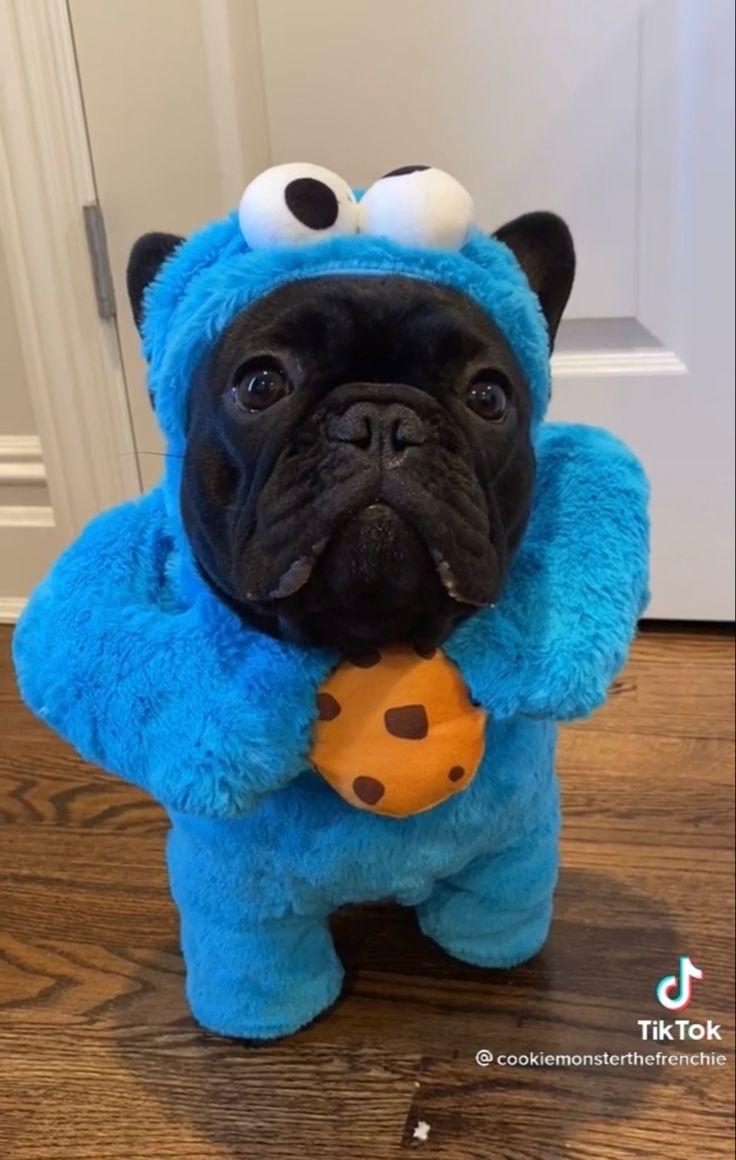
310, 644, 487, 818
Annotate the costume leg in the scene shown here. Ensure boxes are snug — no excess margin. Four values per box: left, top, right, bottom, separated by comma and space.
416, 823, 559, 968
167, 814, 343, 1039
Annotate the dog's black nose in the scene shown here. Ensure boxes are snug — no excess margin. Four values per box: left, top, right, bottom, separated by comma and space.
327, 401, 426, 457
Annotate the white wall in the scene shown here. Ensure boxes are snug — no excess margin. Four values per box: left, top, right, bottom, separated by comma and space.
257, 0, 642, 320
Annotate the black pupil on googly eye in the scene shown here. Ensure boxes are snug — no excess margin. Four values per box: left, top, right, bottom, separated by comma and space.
235, 367, 288, 411
284, 178, 339, 230
382, 164, 431, 178
467, 380, 509, 421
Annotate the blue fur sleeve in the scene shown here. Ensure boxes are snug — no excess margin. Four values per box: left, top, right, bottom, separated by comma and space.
13, 423, 647, 818
12, 488, 335, 817
445, 423, 650, 720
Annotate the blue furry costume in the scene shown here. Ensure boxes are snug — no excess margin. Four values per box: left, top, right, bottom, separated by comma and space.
13, 166, 649, 1039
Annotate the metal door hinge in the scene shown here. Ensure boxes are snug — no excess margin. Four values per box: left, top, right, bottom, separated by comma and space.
83, 202, 116, 320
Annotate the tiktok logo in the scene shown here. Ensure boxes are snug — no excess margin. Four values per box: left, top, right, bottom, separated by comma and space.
655, 956, 703, 1012
638, 957, 716, 1041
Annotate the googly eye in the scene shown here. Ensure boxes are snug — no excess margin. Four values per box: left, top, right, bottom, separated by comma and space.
238, 162, 359, 250
359, 165, 474, 251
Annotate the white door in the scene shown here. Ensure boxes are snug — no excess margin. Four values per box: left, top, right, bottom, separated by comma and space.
0, 0, 140, 619
67, 0, 736, 620
0, 241, 63, 619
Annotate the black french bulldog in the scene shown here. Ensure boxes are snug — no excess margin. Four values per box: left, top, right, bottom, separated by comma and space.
127, 213, 574, 654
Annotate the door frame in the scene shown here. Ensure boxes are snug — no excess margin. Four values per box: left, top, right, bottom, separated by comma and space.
0, 0, 140, 565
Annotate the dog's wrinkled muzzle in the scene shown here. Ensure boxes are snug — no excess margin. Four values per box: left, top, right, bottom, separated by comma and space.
237, 388, 499, 612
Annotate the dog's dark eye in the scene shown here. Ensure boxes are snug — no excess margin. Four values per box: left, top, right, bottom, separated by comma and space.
466, 376, 510, 422
231, 364, 290, 412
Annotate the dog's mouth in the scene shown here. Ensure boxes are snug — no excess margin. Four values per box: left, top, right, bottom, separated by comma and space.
263, 501, 484, 650
273, 502, 431, 595
186, 486, 502, 654
228, 424, 504, 630
266, 500, 492, 608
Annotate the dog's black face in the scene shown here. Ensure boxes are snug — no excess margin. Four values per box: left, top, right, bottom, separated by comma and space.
179, 275, 532, 651
128, 213, 575, 653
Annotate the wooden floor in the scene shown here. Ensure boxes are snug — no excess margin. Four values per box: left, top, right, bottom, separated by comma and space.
0, 624, 733, 1160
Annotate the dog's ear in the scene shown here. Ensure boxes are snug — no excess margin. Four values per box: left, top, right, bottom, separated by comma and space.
493, 212, 575, 349
126, 232, 184, 331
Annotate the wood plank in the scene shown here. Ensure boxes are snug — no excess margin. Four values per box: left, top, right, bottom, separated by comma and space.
0, 1023, 420, 1160
0, 624, 733, 1159
399, 1057, 734, 1159
570, 629, 735, 740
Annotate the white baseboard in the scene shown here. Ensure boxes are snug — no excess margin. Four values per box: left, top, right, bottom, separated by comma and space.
0, 506, 54, 528
0, 596, 26, 623
0, 434, 46, 484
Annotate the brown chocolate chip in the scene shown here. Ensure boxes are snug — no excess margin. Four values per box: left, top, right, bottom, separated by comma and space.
349, 650, 382, 668
414, 645, 437, 660
448, 765, 465, 782
316, 692, 341, 721
384, 704, 429, 740
353, 776, 385, 805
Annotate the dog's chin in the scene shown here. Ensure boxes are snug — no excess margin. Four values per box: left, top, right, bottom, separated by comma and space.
270, 503, 477, 652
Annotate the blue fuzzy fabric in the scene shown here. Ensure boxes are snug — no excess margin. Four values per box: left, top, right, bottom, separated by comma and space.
13, 213, 649, 1038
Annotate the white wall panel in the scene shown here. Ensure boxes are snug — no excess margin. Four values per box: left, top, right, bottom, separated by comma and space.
257, 0, 642, 319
